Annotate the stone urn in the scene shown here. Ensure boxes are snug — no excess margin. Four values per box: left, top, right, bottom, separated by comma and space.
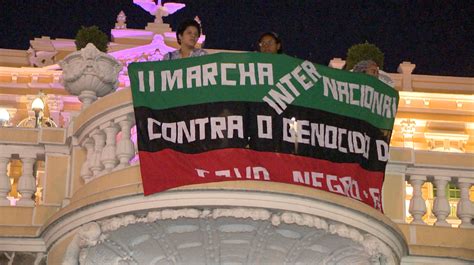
60, 43, 122, 109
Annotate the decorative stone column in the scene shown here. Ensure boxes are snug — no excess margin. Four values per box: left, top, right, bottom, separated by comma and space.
17, 156, 37, 207
397, 61, 416, 91
100, 122, 119, 173
90, 130, 105, 177
60, 43, 122, 110
408, 175, 427, 225
432, 176, 451, 227
116, 115, 135, 169
0, 155, 11, 206
457, 178, 473, 228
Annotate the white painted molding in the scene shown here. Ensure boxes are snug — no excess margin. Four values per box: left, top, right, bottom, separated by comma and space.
406, 167, 474, 179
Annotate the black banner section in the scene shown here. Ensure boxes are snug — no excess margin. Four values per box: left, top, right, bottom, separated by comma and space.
135, 102, 391, 172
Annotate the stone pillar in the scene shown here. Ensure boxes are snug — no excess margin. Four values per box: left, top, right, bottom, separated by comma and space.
17, 156, 37, 207
408, 175, 427, 225
0, 155, 11, 206
100, 122, 119, 173
383, 165, 407, 222
432, 176, 451, 227
457, 178, 473, 228
397, 61, 416, 91
116, 115, 135, 169
90, 129, 105, 177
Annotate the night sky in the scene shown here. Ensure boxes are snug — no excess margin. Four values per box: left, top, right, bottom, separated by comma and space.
0, 1, 472, 77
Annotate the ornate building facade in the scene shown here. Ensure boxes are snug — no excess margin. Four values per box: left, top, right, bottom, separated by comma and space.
0, 6, 472, 265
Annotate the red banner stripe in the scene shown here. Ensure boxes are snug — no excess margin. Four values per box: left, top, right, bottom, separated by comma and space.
139, 148, 384, 211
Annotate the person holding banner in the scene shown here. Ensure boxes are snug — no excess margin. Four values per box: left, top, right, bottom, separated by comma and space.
353, 60, 395, 87
163, 19, 208, 60
353, 60, 379, 77
257, 32, 283, 54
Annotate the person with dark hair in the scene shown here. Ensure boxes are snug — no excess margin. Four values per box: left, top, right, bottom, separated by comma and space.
352, 59, 395, 87
353, 60, 379, 77
257, 32, 282, 54
163, 19, 207, 60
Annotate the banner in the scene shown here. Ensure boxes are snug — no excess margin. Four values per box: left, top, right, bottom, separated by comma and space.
129, 53, 399, 211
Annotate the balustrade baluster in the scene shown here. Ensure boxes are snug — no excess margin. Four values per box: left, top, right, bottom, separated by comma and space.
457, 178, 473, 228
90, 129, 105, 176
408, 175, 427, 225
100, 122, 119, 173
115, 115, 135, 169
433, 176, 451, 227
17, 156, 36, 207
0, 155, 11, 206
80, 137, 95, 183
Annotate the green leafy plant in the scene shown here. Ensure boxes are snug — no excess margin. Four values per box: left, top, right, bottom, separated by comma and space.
345, 42, 384, 70
74, 26, 109, 52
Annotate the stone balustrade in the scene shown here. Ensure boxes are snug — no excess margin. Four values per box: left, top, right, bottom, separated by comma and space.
69, 87, 136, 184
0, 145, 45, 207
1, 89, 472, 238
0, 90, 137, 208
406, 169, 473, 228
79, 114, 136, 183
0, 125, 68, 208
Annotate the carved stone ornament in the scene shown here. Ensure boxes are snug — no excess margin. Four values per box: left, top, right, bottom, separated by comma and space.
63, 208, 397, 265
59, 43, 122, 109
27, 47, 58, 67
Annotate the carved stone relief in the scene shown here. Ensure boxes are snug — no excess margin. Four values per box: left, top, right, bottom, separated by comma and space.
63, 208, 397, 265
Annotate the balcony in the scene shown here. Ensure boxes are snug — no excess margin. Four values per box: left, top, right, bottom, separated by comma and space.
0, 77, 472, 264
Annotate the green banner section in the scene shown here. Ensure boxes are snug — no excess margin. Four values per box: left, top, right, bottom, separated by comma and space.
129, 52, 398, 129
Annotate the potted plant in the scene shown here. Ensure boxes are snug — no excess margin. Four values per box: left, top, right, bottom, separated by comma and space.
60, 26, 121, 109
345, 42, 384, 71
74, 26, 109, 52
